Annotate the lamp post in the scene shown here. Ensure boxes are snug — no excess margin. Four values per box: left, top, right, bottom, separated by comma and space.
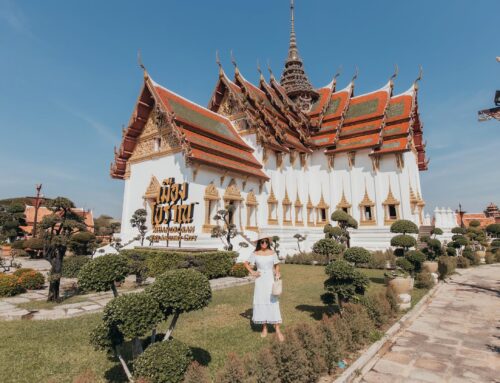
32, 184, 43, 237
456, 203, 466, 229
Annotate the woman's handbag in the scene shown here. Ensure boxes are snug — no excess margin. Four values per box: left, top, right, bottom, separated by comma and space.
272, 277, 282, 296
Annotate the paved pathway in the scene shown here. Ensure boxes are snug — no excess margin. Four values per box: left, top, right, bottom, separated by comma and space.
361, 264, 500, 383
0, 256, 254, 320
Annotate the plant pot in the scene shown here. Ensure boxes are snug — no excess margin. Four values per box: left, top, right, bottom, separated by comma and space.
1, 245, 12, 255
387, 276, 413, 295
423, 261, 438, 273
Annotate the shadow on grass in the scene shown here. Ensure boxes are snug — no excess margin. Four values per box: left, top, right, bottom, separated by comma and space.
240, 308, 280, 332
369, 276, 386, 285
190, 346, 211, 366
295, 304, 338, 320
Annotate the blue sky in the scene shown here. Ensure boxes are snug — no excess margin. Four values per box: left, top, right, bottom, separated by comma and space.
0, 0, 498, 219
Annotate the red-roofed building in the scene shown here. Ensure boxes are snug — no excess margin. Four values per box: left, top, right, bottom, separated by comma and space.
457, 203, 500, 228
111, 3, 429, 252
21, 206, 94, 236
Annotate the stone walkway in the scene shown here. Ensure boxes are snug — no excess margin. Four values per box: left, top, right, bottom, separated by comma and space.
0, 260, 254, 321
361, 264, 500, 383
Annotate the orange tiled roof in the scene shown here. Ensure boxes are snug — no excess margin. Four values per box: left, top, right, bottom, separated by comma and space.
21, 206, 94, 234
458, 213, 496, 228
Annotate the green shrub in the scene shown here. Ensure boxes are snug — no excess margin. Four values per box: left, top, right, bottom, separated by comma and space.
89, 321, 124, 352
78, 254, 129, 294
103, 292, 163, 340
23, 238, 44, 256
385, 286, 399, 313
340, 303, 374, 346
62, 256, 91, 278
13, 268, 34, 277
248, 348, 280, 383
405, 250, 426, 273
271, 331, 315, 383
285, 252, 329, 265
438, 256, 456, 279
0, 274, 25, 296
69, 232, 97, 255
215, 352, 246, 383
485, 253, 494, 264
323, 260, 370, 305
451, 227, 467, 235
431, 227, 443, 236
391, 234, 417, 250
395, 257, 414, 273
415, 271, 435, 289
486, 223, 500, 238
368, 250, 395, 269
312, 239, 344, 259
146, 269, 211, 317
133, 339, 192, 383
293, 323, 328, 377
183, 361, 211, 383
229, 263, 249, 278
359, 291, 393, 327
390, 220, 419, 234
469, 220, 481, 227
456, 256, 470, 269
318, 316, 348, 372
446, 247, 457, 256
195, 251, 236, 279
17, 270, 45, 289
491, 239, 500, 249
11, 240, 25, 249
452, 235, 468, 247
495, 251, 500, 263
145, 252, 186, 277
343, 247, 371, 266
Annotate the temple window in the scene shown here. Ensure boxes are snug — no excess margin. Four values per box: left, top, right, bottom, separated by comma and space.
267, 185, 278, 225
223, 179, 243, 230
306, 194, 315, 226
154, 137, 161, 152
315, 193, 329, 226
294, 191, 303, 225
203, 182, 220, 233
282, 187, 292, 225
359, 187, 376, 226
246, 190, 258, 231
383, 184, 400, 225
336, 190, 352, 216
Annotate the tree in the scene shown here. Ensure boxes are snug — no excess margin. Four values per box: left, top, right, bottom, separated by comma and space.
146, 269, 211, 340
323, 224, 346, 243
390, 220, 418, 257
69, 232, 97, 255
130, 209, 148, 246
312, 239, 344, 261
486, 223, 500, 238
78, 254, 130, 297
293, 233, 306, 253
0, 203, 26, 242
94, 215, 121, 238
39, 197, 87, 301
422, 237, 443, 260
343, 247, 371, 266
330, 209, 358, 248
322, 259, 369, 310
390, 220, 419, 235
431, 227, 443, 238
211, 206, 237, 251
451, 227, 467, 235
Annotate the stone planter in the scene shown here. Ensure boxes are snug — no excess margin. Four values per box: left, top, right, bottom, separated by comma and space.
387, 276, 413, 295
423, 261, 438, 273
1, 245, 12, 255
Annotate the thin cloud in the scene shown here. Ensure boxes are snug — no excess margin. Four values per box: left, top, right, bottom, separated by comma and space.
0, 0, 37, 40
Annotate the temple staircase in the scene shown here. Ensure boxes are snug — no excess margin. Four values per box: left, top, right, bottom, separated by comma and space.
418, 225, 434, 250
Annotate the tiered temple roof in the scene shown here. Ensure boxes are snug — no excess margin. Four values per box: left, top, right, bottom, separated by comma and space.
111, 2, 429, 180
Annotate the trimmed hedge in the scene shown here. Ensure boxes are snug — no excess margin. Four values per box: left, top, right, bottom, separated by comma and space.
62, 256, 91, 278
229, 263, 249, 278
17, 270, 45, 290
78, 254, 129, 293
343, 247, 371, 266
133, 339, 192, 383
285, 252, 329, 266
120, 249, 237, 279
312, 239, 344, 259
0, 274, 25, 296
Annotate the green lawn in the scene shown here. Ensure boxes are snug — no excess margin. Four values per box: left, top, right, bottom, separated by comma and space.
0, 265, 428, 383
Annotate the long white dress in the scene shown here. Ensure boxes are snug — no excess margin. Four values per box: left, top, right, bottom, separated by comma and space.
247, 251, 282, 324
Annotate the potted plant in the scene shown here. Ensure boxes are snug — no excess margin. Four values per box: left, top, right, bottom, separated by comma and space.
384, 268, 412, 295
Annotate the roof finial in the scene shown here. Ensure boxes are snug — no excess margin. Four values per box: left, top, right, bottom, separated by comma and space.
230, 50, 239, 74
215, 50, 223, 75
351, 66, 359, 82
390, 64, 399, 81
137, 50, 148, 80
334, 66, 342, 80
414, 65, 423, 89
267, 60, 275, 79
288, 0, 298, 60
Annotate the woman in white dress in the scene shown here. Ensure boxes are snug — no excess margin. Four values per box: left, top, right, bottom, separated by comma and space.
244, 234, 284, 342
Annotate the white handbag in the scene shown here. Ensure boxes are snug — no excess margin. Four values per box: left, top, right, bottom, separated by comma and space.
272, 278, 282, 296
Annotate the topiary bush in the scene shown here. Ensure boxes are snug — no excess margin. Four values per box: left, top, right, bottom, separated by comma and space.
405, 250, 426, 273
133, 339, 192, 383
391, 234, 417, 250
486, 223, 500, 238
102, 292, 164, 340
22, 238, 44, 257
438, 256, 456, 279
343, 247, 371, 266
0, 274, 25, 296
229, 263, 249, 278
451, 227, 467, 235
195, 251, 236, 279
452, 235, 469, 247
78, 254, 129, 296
431, 227, 443, 236
62, 256, 91, 278
312, 239, 344, 260
395, 257, 414, 273
390, 220, 419, 234
323, 259, 369, 307
446, 246, 457, 256
456, 256, 470, 269
17, 270, 45, 290
415, 271, 435, 289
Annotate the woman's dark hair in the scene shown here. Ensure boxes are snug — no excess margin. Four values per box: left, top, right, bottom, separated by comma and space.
255, 238, 271, 251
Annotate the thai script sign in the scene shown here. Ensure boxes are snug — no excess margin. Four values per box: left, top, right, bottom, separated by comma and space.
151, 178, 198, 245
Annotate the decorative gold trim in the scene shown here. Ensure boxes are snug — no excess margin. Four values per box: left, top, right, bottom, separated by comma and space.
223, 179, 243, 201
276, 151, 284, 170
294, 190, 302, 207
327, 154, 335, 170
290, 151, 298, 166
144, 175, 161, 200
246, 190, 258, 206
300, 153, 307, 169
336, 189, 352, 214
315, 192, 330, 226
371, 155, 380, 172
267, 184, 278, 225
383, 184, 400, 224
395, 153, 404, 169
359, 185, 376, 226
203, 182, 221, 232
306, 193, 315, 226
282, 187, 292, 224
294, 190, 303, 225
347, 151, 356, 169
409, 185, 418, 214
129, 147, 183, 165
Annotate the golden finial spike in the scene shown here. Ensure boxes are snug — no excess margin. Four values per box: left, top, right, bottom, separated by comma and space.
267, 60, 274, 78
334, 65, 342, 80
351, 66, 359, 82
138, 50, 148, 79
230, 50, 237, 68
257, 59, 263, 78
390, 64, 399, 81
415, 65, 423, 83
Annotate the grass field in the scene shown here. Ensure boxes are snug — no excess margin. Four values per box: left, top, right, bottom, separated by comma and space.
0, 264, 428, 383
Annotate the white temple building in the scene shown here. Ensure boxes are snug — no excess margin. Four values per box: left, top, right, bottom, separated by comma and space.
111, 4, 430, 255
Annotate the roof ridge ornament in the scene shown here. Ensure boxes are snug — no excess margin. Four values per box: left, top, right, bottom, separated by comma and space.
230, 50, 239, 74
137, 50, 148, 80
414, 65, 423, 89
215, 50, 224, 76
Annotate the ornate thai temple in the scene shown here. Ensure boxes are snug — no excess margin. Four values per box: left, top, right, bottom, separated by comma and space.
111, 1, 429, 253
